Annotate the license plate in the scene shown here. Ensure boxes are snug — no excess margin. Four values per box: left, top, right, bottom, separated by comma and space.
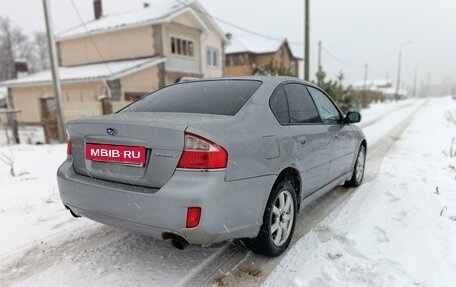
85, 143, 146, 165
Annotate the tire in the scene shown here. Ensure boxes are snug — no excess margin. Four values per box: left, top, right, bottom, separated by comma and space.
345, 145, 366, 187
244, 181, 297, 257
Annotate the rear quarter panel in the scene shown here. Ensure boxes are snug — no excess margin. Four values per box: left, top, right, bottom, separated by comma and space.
186, 80, 297, 182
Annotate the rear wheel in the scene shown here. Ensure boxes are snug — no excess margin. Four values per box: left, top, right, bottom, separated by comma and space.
245, 181, 297, 257
345, 145, 366, 187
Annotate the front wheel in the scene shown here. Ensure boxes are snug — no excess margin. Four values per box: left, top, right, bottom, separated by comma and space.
244, 181, 297, 257
345, 145, 366, 187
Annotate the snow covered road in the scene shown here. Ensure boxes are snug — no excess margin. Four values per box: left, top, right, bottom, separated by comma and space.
2, 97, 453, 287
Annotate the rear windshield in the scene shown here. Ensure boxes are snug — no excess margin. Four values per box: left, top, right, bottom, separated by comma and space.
121, 80, 262, 116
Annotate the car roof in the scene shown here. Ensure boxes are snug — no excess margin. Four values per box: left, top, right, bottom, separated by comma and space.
178, 76, 318, 89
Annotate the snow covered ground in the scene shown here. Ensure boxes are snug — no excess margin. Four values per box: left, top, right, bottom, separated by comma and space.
0, 126, 45, 145
263, 97, 456, 286
0, 97, 454, 286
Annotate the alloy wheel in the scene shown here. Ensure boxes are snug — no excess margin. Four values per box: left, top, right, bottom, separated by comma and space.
270, 190, 295, 246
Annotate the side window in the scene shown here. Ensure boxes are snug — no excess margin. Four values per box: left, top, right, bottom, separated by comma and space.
269, 85, 289, 125
284, 84, 320, 124
307, 86, 341, 125
206, 48, 218, 67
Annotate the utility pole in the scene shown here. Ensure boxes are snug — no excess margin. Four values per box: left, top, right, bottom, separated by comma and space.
362, 63, 368, 105
317, 40, 322, 69
394, 41, 413, 101
426, 73, 431, 97
43, 0, 66, 143
304, 0, 310, 81
394, 49, 402, 101
412, 66, 418, 98
316, 40, 322, 85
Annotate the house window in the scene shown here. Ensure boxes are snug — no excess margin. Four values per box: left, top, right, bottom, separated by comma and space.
171, 37, 194, 57
188, 42, 194, 56
233, 54, 246, 66
171, 38, 176, 53
207, 48, 218, 67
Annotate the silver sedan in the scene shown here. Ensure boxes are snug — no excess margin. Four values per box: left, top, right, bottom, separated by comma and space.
57, 76, 366, 257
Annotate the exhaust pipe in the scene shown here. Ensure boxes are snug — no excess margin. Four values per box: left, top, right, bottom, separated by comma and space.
163, 233, 190, 250
171, 237, 190, 250
64, 205, 81, 218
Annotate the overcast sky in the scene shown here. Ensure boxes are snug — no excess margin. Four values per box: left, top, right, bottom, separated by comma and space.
1, 0, 455, 89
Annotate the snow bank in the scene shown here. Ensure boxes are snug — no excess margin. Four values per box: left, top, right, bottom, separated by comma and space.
0, 144, 99, 260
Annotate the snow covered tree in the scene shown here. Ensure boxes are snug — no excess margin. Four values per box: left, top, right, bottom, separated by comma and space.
29, 32, 50, 72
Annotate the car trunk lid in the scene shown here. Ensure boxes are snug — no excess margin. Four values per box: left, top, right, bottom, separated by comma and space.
68, 112, 228, 188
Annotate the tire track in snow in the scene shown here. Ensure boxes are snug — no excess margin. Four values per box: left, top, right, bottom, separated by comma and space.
358, 100, 415, 129
0, 226, 124, 287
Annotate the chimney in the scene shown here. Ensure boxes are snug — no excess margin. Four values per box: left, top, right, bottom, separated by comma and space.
94, 0, 102, 20
14, 60, 28, 79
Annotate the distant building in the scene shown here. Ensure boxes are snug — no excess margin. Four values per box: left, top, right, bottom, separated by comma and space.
224, 34, 301, 77
352, 79, 408, 100
0, 0, 228, 124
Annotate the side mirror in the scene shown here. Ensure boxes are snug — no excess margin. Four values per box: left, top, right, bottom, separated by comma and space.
344, 111, 361, 124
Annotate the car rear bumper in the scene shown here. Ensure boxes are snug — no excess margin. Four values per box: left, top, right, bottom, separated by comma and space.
57, 158, 275, 245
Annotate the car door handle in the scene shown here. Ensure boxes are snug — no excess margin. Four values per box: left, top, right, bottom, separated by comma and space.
297, 136, 307, 146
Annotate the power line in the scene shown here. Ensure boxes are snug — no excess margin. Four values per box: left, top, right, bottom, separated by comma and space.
182, 1, 390, 81
70, 0, 114, 77
177, 0, 309, 46
187, 0, 386, 79
321, 45, 386, 79
321, 46, 363, 69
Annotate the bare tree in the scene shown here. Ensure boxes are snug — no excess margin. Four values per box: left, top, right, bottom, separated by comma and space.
0, 16, 37, 81
0, 151, 16, 177
29, 32, 50, 72
0, 16, 17, 81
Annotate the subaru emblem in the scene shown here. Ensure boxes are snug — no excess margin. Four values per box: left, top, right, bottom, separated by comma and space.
106, 128, 118, 136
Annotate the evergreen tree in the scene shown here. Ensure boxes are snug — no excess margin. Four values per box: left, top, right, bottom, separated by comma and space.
256, 59, 295, 77
313, 68, 359, 113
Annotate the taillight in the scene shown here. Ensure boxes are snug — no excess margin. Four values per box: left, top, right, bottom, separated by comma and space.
186, 207, 201, 228
177, 132, 227, 170
67, 140, 72, 155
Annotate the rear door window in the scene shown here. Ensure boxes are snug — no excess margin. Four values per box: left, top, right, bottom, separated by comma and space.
121, 80, 262, 116
284, 83, 321, 124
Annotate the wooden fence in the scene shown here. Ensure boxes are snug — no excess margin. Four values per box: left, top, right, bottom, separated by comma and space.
63, 101, 102, 122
